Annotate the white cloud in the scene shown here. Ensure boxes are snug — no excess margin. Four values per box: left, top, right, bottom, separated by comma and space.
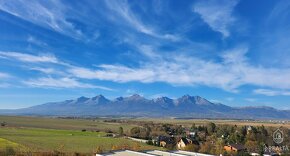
0, 73, 11, 88
210, 99, 222, 104
0, 72, 11, 79
193, 0, 239, 37
226, 97, 234, 101
253, 89, 290, 96
23, 77, 114, 91
69, 65, 156, 83
27, 36, 47, 46
2, 49, 290, 95
29, 67, 57, 74
68, 51, 244, 92
245, 98, 257, 102
0, 51, 58, 63
67, 47, 290, 93
137, 45, 161, 59
0, 0, 83, 39
104, 0, 178, 41
105, 0, 153, 35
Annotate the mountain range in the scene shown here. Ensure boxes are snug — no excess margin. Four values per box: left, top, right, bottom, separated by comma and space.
1, 94, 289, 119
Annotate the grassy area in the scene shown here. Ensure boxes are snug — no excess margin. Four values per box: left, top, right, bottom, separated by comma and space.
0, 115, 287, 153
0, 138, 26, 151
0, 116, 136, 132
0, 127, 159, 153
133, 118, 290, 128
2, 116, 288, 132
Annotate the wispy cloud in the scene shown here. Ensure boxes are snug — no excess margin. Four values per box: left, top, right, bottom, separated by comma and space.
0, 51, 59, 63
28, 67, 57, 74
210, 99, 222, 104
0, 73, 12, 88
27, 36, 47, 46
68, 46, 290, 93
0, 72, 11, 79
105, 0, 152, 35
0, 51, 115, 91
3, 49, 290, 95
69, 65, 156, 83
192, 0, 239, 37
69, 49, 240, 91
253, 89, 290, 96
104, 0, 179, 41
245, 98, 257, 102
23, 77, 114, 91
254, 1, 290, 68
226, 97, 234, 101
0, 0, 83, 39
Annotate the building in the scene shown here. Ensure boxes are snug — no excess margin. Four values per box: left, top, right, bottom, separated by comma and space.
224, 144, 247, 153
146, 150, 185, 156
177, 138, 190, 149
96, 150, 154, 156
247, 126, 253, 134
173, 150, 214, 156
96, 150, 214, 156
176, 137, 199, 149
185, 130, 196, 137
157, 136, 175, 147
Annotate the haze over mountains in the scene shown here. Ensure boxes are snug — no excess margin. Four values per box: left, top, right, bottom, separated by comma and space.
1, 94, 289, 119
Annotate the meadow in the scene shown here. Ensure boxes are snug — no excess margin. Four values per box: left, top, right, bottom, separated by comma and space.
0, 127, 159, 154
133, 118, 290, 128
0, 138, 25, 151
0, 116, 160, 154
0, 115, 289, 154
0, 116, 137, 132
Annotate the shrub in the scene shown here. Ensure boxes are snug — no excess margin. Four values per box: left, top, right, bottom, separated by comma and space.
5, 146, 16, 156
95, 146, 103, 154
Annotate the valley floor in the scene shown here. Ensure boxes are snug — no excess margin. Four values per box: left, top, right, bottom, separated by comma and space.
0, 127, 159, 154
0, 116, 161, 154
0, 115, 289, 155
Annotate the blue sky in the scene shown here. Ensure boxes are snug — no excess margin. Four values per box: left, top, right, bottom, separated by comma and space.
0, 0, 290, 109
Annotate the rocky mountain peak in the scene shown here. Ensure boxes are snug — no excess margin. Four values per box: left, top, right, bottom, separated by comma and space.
91, 94, 109, 104
114, 97, 124, 101
154, 96, 173, 103
76, 96, 89, 102
128, 94, 145, 100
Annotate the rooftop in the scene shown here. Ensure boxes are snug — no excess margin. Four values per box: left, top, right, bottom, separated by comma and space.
96, 150, 214, 156
96, 150, 154, 156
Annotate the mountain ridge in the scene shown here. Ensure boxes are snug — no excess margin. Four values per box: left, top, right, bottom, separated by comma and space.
0, 94, 289, 119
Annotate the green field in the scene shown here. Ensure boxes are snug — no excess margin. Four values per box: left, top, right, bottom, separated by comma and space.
2, 116, 288, 132
0, 127, 158, 153
133, 118, 290, 128
0, 116, 136, 132
0, 138, 25, 151
0, 115, 288, 154
0, 116, 162, 153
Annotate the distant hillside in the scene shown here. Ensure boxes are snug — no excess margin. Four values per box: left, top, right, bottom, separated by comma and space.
1, 94, 289, 119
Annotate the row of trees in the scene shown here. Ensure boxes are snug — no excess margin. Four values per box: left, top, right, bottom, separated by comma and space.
189, 123, 289, 155
126, 121, 289, 156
